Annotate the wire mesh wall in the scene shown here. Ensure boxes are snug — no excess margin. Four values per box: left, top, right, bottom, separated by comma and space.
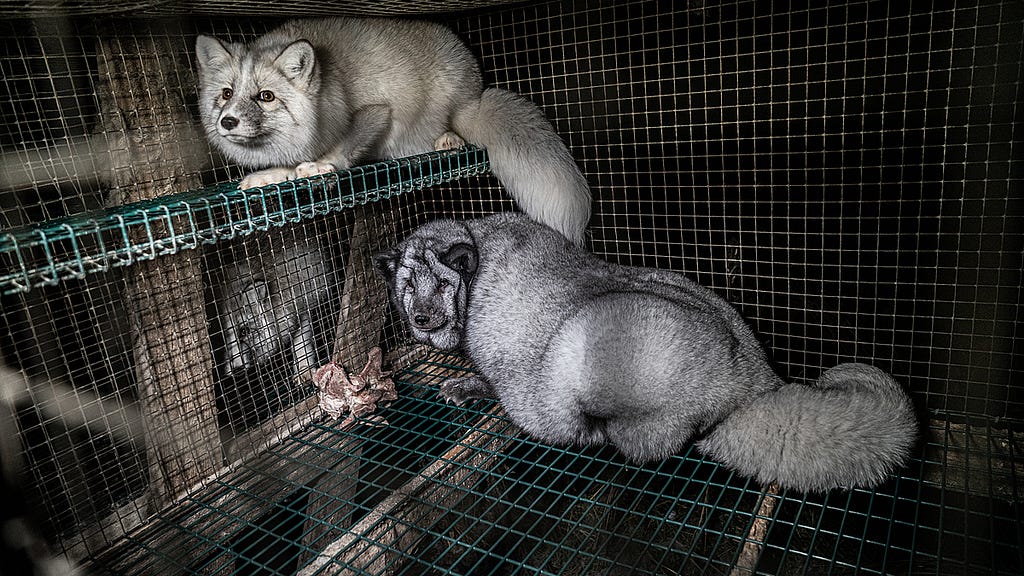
0, 0, 1020, 574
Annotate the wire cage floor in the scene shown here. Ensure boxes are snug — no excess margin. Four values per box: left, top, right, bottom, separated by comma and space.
84, 352, 1022, 576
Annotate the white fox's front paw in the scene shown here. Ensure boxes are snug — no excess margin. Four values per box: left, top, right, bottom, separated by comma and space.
295, 161, 337, 179
434, 131, 465, 151
238, 167, 295, 189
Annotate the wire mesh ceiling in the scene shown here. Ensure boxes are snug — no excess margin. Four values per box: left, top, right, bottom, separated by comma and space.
0, 0, 527, 17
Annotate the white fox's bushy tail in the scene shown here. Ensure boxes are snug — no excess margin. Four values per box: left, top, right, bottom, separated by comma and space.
453, 88, 591, 245
697, 363, 918, 492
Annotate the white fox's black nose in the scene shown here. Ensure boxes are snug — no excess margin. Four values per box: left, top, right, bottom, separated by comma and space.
220, 116, 239, 130
414, 314, 431, 327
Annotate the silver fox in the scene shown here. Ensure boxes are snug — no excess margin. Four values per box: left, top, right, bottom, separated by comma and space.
195, 18, 591, 244
376, 214, 919, 492
211, 233, 333, 384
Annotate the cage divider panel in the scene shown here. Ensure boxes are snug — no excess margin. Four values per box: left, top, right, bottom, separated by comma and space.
298, 204, 397, 565
0, 146, 490, 568
97, 27, 223, 517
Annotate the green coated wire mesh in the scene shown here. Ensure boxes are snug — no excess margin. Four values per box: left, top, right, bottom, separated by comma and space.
0, 146, 489, 295
0, 0, 1021, 574
83, 353, 1021, 575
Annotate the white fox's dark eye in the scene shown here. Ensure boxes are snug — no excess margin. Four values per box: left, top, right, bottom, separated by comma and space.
221, 87, 233, 100
438, 280, 451, 292
256, 90, 275, 103
403, 280, 414, 293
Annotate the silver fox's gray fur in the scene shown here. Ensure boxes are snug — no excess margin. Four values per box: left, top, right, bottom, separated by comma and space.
376, 214, 919, 492
195, 18, 591, 244
211, 233, 333, 383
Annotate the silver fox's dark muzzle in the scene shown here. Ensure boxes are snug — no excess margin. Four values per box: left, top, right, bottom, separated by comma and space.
411, 310, 447, 332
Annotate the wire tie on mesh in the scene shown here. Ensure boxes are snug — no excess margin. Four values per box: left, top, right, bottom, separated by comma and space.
405, 156, 417, 193
307, 175, 326, 217
422, 152, 434, 189
287, 180, 304, 223
352, 166, 366, 207
328, 172, 343, 210
402, 157, 415, 193
138, 210, 158, 261
334, 170, 350, 211
255, 186, 276, 229
279, 181, 297, 224
6, 232, 30, 293
85, 218, 111, 274
156, 204, 178, 256
217, 191, 238, 240
113, 214, 134, 266
368, 164, 381, 202
240, 188, 257, 234
181, 201, 202, 250
34, 228, 59, 287
60, 223, 87, 280
440, 150, 452, 186
389, 160, 401, 196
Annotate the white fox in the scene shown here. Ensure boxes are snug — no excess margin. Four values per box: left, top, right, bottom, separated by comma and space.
209, 233, 334, 386
195, 18, 592, 244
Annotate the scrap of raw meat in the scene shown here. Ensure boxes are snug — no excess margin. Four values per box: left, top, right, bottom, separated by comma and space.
314, 347, 397, 427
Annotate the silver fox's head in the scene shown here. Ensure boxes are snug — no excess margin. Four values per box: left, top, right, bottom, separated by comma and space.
195, 34, 321, 168
375, 221, 478, 351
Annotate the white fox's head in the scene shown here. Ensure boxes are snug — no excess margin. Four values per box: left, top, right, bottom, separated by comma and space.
221, 276, 279, 376
195, 35, 321, 168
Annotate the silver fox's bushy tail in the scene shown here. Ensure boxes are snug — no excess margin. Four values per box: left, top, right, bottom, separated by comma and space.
453, 88, 591, 245
697, 363, 918, 492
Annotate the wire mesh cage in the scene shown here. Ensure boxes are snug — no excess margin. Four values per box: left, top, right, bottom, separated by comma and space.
0, 0, 1020, 575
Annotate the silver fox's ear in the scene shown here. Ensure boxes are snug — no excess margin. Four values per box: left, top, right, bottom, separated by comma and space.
440, 243, 478, 276
195, 35, 232, 72
275, 40, 316, 85
374, 249, 399, 282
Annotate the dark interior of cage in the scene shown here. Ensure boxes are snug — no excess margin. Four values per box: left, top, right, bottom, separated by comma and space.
0, 1, 1021, 575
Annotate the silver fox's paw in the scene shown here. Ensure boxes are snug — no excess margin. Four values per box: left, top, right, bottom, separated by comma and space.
294, 161, 337, 179
434, 131, 465, 151
239, 167, 295, 189
438, 376, 495, 405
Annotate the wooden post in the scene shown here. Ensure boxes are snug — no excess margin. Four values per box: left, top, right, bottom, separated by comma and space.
730, 483, 780, 576
330, 205, 397, 370
298, 404, 514, 576
96, 27, 221, 514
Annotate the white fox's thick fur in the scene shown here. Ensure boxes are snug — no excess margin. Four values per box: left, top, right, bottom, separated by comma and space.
195, 18, 591, 244
209, 233, 334, 384
376, 214, 920, 493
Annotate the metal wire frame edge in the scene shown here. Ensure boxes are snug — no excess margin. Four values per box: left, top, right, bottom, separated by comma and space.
0, 145, 490, 295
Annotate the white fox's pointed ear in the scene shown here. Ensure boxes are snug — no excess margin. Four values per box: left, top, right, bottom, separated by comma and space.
195, 35, 232, 72
275, 40, 316, 85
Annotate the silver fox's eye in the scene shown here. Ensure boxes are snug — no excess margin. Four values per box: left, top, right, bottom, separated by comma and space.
256, 90, 275, 103
221, 87, 233, 100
